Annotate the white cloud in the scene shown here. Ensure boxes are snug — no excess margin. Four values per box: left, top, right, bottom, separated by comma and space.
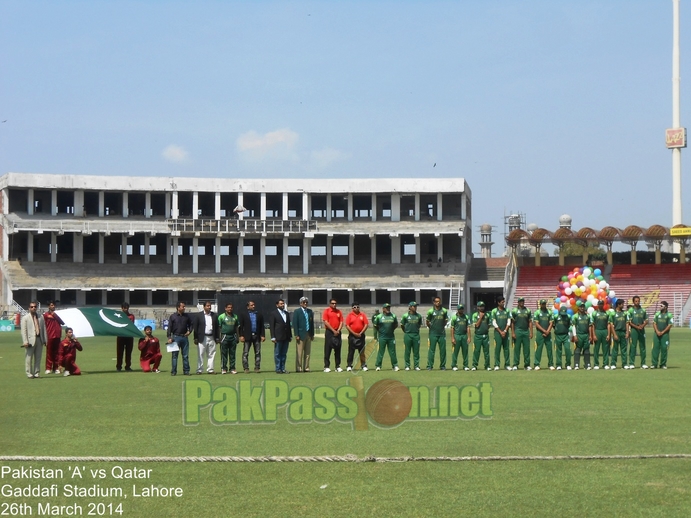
161, 144, 188, 163
236, 128, 299, 162
310, 148, 350, 169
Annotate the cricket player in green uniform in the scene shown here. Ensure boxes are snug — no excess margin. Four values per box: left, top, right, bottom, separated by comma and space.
651, 301, 673, 369
374, 303, 399, 371
218, 303, 240, 374
627, 296, 649, 369
450, 304, 471, 371
533, 299, 554, 370
426, 297, 449, 370
608, 299, 629, 369
591, 300, 611, 369
400, 302, 423, 371
553, 306, 572, 370
511, 297, 533, 370
471, 301, 491, 371
571, 301, 592, 370
491, 296, 511, 371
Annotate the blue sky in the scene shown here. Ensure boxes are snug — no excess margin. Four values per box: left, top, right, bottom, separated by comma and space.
1, 1, 689, 254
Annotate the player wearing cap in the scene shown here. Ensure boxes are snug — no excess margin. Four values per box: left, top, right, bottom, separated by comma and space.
591, 300, 611, 370
510, 297, 533, 370
373, 303, 399, 371
554, 306, 573, 370
651, 301, 673, 369
571, 301, 592, 370
628, 296, 649, 369
471, 301, 491, 371
400, 302, 423, 371
608, 299, 629, 369
426, 297, 449, 370
533, 299, 554, 370
491, 296, 511, 371
450, 304, 471, 371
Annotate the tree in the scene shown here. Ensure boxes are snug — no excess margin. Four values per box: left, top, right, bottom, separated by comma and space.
554, 243, 606, 260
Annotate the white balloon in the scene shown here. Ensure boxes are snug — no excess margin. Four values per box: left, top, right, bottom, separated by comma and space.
599, 280, 607, 289
565, 288, 572, 295
587, 307, 595, 314
583, 268, 592, 277
608, 290, 615, 298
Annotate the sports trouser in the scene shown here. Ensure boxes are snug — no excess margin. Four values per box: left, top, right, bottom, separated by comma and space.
452, 333, 469, 369
554, 334, 572, 368
513, 330, 531, 368
629, 328, 646, 367
534, 332, 553, 367
220, 335, 238, 371
573, 334, 591, 368
45, 337, 62, 372
427, 334, 447, 369
347, 334, 367, 368
609, 331, 627, 368
651, 333, 670, 368
403, 333, 420, 369
472, 334, 490, 369
140, 354, 162, 372
376, 337, 398, 368
592, 329, 609, 367
493, 330, 510, 368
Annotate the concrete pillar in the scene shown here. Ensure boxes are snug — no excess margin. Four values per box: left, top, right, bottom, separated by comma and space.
371, 235, 377, 265
681, 245, 687, 264
326, 194, 332, 222
559, 247, 565, 266
98, 191, 105, 217
631, 248, 637, 265
391, 290, 400, 306
122, 192, 129, 218
348, 235, 355, 265
28, 189, 34, 215
283, 236, 289, 274
326, 236, 333, 265
51, 190, 58, 216
348, 290, 354, 306
74, 190, 84, 217
192, 192, 199, 220
371, 194, 377, 222
370, 289, 376, 305
27, 233, 34, 262
437, 234, 444, 261
146, 291, 153, 306
260, 237, 266, 273
414, 194, 420, 221
192, 237, 199, 274
282, 192, 289, 221
124, 291, 131, 304
535, 248, 541, 267
98, 234, 104, 264
51, 232, 57, 262
260, 192, 267, 220
214, 192, 221, 220
347, 193, 353, 221
391, 193, 400, 222
302, 192, 309, 221
655, 245, 662, 264
172, 237, 179, 274
73, 234, 83, 263
144, 234, 150, 264
76, 291, 86, 305
165, 193, 171, 218
415, 289, 421, 304
437, 193, 443, 221
461, 192, 467, 220
391, 235, 401, 264
238, 236, 244, 274
302, 237, 310, 274
166, 235, 171, 264
215, 236, 221, 273
237, 193, 244, 220
171, 192, 179, 219
415, 235, 421, 263
145, 192, 151, 218
101, 290, 107, 305
121, 234, 128, 264
461, 232, 467, 263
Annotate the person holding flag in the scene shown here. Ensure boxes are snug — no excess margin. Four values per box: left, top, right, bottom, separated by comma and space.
60, 327, 83, 377
138, 326, 161, 373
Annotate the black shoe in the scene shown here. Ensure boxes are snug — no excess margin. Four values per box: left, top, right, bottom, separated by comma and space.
244, 368, 250, 374
116, 367, 122, 372
125, 367, 133, 372
440, 367, 446, 371
184, 372, 191, 376
171, 372, 177, 376
254, 368, 261, 373
282, 370, 289, 374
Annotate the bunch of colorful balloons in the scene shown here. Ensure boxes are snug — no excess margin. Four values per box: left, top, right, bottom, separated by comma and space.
554, 266, 617, 316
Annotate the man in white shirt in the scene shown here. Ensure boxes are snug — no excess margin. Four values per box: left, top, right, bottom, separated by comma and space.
193, 301, 219, 374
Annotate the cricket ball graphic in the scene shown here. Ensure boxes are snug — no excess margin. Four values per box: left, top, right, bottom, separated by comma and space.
365, 379, 412, 427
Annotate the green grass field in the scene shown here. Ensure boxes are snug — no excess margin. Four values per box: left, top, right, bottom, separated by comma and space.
1, 328, 689, 517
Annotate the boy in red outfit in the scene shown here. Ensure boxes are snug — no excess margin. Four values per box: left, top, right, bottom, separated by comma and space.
60, 328, 82, 377
43, 300, 65, 374
138, 326, 162, 373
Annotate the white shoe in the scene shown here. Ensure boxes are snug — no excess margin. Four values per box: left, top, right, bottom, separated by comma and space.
662, 366, 667, 370
405, 367, 410, 371
471, 367, 477, 371
642, 364, 649, 369
393, 366, 399, 372
594, 365, 599, 370
486, 367, 492, 371
586, 366, 592, 370
376, 367, 381, 371
505, 366, 511, 371
566, 365, 572, 370
574, 366, 579, 370
45, 369, 51, 375
63, 371, 70, 377
611, 365, 616, 370
464, 367, 470, 371
415, 367, 421, 371
604, 365, 610, 370
323, 368, 331, 373
512, 366, 518, 371
336, 367, 343, 373
346, 366, 352, 372
623, 365, 629, 370
630, 365, 635, 369
556, 366, 562, 370
526, 366, 532, 371
362, 365, 368, 371
452, 367, 458, 371
549, 366, 555, 371
534, 366, 540, 371
494, 366, 500, 371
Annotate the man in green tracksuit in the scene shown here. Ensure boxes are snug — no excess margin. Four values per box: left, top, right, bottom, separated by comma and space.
511, 297, 533, 370
471, 301, 491, 371
571, 301, 592, 370
651, 301, 673, 369
553, 306, 572, 370
491, 296, 511, 371
533, 299, 554, 370
608, 299, 629, 370
450, 304, 471, 371
627, 296, 649, 369
400, 302, 423, 371
374, 303, 399, 371
426, 297, 449, 370
218, 302, 240, 374
591, 300, 611, 370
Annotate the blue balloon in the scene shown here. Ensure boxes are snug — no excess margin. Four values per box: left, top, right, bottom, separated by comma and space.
611, 297, 617, 306
567, 309, 574, 316
594, 268, 602, 276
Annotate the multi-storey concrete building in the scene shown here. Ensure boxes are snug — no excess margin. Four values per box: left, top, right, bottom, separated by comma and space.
0, 173, 471, 314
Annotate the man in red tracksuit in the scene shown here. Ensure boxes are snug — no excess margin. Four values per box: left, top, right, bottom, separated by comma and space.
43, 301, 65, 374
138, 326, 162, 373
60, 328, 83, 377
116, 302, 136, 371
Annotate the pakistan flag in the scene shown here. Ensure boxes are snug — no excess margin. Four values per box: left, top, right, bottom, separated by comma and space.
55, 308, 144, 338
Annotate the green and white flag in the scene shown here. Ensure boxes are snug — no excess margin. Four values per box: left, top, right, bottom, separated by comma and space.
56, 308, 144, 338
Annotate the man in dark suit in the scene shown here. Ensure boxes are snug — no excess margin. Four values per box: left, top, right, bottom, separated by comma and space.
193, 301, 220, 374
291, 296, 314, 372
268, 299, 292, 374
238, 300, 265, 374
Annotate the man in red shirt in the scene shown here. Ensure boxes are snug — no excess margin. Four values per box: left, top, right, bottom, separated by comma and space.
60, 328, 83, 377
345, 302, 369, 372
138, 325, 162, 373
322, 299, 344, 372
43, 300, 65, 374
115, 302, 136, 371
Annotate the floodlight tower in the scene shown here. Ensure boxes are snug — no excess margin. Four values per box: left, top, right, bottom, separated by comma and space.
670, 0, 684, 234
